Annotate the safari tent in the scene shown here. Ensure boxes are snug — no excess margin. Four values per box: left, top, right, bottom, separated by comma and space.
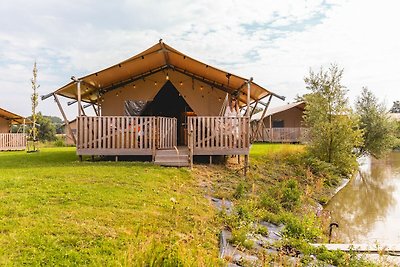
251, 102, 306, 143
0, 107, 28, 151
44, 40, 284, 168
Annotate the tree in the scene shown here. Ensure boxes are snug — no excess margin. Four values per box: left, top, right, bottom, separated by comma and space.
389, 101, 400, 113
355, 87, 396, 158
303, 64, 362, 175
34, 113, 56, 141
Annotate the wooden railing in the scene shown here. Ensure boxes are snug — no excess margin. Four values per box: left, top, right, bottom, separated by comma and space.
77, 116, 156, 155
252, 127, 308, 143
157, 117, 177, 149
188, 116, 250, 155
0, 133, 26, 151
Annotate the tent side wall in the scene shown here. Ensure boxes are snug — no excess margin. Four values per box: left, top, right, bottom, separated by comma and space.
0, 117, 10, 133
263, 107, 304, 128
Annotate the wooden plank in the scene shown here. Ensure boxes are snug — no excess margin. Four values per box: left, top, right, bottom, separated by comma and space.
121, 116, 125, 149
129, 117, 133, 149
77, 148, 153, 156
311, 243, 400, 253
193, 148, 249, 156
93, 117, 97, 149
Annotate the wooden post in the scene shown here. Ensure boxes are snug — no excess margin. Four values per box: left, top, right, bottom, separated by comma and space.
152, 117, 156, 162
244, 154, 248, 176
269, 115, 272, 142
254, 95, 272, 142
77, 81, 82, 117
245, 78, 252, 117
54, 94, 77, 145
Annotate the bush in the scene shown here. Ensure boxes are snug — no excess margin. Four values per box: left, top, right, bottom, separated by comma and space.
230, 228, 254, 250
259, 194, 281, 213
281, 213, 322, 242
281, 179, 301, 211
233, 182, 247, 199
54, 136, 66, 147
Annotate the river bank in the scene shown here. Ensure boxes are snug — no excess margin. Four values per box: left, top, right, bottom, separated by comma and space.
195, 143, 379, 266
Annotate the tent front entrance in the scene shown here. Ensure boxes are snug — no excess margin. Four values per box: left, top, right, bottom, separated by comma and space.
143, 81, 194, 146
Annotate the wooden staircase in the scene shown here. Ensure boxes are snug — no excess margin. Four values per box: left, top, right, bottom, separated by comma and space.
154, 147, 190, 167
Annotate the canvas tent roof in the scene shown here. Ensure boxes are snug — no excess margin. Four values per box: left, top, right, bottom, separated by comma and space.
0, 107, 30, 124
49, 41, 284, 107
251, 101, 305, 121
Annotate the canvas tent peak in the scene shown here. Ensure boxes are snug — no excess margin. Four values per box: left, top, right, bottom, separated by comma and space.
44, 41, 285, 108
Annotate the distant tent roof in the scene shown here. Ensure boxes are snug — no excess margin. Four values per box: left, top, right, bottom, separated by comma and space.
251, 101, 305, 121
0, 107, 30, 124
50, 41, 284, 107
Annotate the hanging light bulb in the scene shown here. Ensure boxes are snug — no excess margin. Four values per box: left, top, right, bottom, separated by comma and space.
218, 97, 222, 102
200, 85, 203, 91
180, 81, 183, 86
166, 73, 169, 80
133, 84, 136, 88
154, 81, 157, 86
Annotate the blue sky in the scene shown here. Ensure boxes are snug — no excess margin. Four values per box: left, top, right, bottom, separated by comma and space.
1, 0, 400, 119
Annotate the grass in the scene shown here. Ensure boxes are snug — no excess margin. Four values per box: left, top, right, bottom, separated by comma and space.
0, 144, 378, 266
0, 148, 220, 265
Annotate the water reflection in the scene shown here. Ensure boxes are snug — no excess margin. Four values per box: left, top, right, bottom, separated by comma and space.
325, 152, 400, 244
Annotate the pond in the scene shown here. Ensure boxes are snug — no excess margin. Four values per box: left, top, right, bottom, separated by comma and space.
325, 152, 400, 244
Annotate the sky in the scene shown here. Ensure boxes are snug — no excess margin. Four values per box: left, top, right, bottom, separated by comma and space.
1, 0, 400, 120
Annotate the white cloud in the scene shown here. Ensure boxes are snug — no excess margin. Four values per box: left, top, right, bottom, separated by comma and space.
0, 0, 399, 118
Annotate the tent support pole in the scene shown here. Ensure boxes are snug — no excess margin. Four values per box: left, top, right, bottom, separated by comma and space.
253, 95, 272, 142
245, 78, 253, 116
77, 81, 82, 117
54, 94, 77, 145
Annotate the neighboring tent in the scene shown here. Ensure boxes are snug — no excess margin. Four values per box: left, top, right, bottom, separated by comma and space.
251, 102, 305, 123
0, 107, 30, 133
251, 102, 306, 142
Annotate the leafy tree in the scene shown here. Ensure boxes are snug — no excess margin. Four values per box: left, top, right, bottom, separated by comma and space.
303, 64, 362, 175
355, 87, 396, 158
389, 101, 400, 113
47, 116, 63, 134
34, 113, 56, 141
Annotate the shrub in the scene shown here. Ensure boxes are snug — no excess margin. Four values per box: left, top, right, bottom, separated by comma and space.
259, 194, 281, 213
281, 213, 322, 242
281, 179, 301, 211
230, 228, 254, 250
233, 182, 247, 199
54, 136, 66, 147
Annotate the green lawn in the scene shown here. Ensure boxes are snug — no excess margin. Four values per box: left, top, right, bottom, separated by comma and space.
0, 148, 219, 265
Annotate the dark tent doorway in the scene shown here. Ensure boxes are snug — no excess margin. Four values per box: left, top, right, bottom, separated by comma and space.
143, 81, 195, 145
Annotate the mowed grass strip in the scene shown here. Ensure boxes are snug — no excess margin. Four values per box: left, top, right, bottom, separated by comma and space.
0, 148, 219, 265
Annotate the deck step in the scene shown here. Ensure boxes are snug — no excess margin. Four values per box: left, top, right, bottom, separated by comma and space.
154, 148, 190, 167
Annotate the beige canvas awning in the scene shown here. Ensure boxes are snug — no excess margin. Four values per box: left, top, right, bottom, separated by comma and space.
50, 41, 284, 107
0, 107, 30, 124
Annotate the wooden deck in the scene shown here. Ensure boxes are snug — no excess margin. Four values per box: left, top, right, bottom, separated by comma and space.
188, 116, 250, 156
252, 127, 308, 143
0, 133, 26, 151
311, 243, 400, 253
76, 116, 250, 164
